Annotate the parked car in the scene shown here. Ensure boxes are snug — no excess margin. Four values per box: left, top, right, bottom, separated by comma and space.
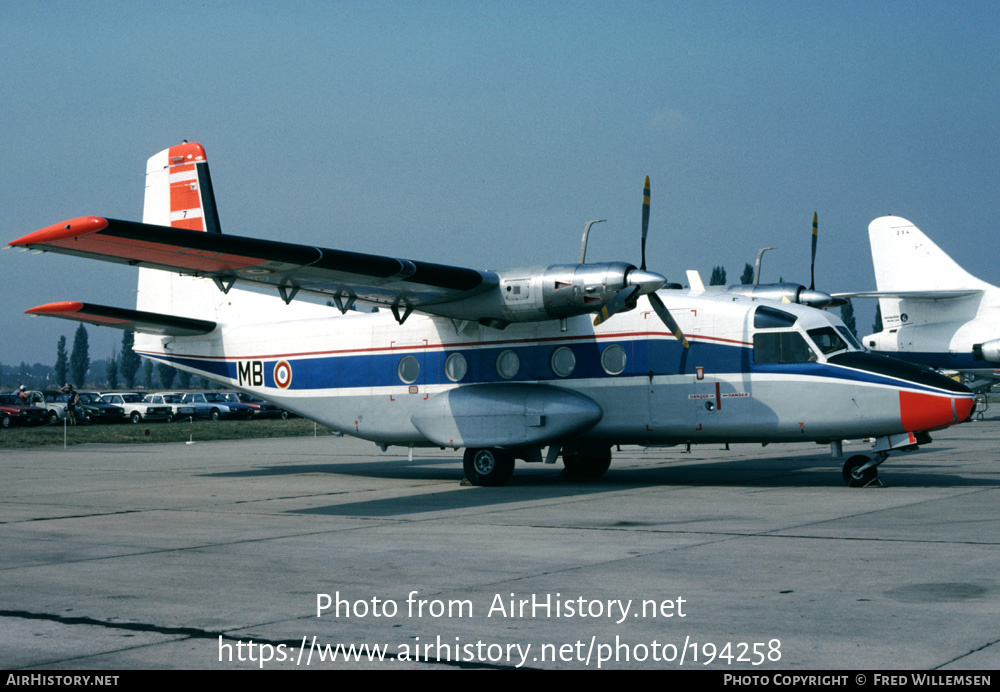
0, 393, 47, 428
224, 392, 288, 419
26, 390, 69, 424
180, 392, 254, 421
97, 392, 172, 424
74, 392, 126, 424
143, 393, 197, 422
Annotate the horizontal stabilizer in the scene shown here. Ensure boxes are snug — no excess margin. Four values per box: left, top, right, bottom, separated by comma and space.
25, 301, 217, 336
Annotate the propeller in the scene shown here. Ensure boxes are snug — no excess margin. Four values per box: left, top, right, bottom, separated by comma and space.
809, 211, 817, 290
593, 177, 690, 348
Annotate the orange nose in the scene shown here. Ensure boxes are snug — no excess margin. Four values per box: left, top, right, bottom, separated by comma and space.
899, 391, 974, 431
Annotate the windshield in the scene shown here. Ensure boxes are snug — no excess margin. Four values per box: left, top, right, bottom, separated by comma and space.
806, 327, 849, 356
753, 331, 818, 364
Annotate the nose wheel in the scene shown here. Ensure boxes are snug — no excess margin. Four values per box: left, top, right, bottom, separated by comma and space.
842, 454, 886, 488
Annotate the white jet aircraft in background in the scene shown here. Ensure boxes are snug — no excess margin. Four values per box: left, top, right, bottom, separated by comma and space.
9, 143, 974, 487
837, 216, 1000, 392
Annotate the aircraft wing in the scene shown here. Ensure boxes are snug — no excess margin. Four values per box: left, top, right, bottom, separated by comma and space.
25, 301, 217, 336
833, 290, 982, 301
9, 216, 496, 314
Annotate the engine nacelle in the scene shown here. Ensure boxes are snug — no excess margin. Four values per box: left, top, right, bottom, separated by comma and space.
498, 262, 634, 321
972, 338, 1000, 363
726, 282, 839, 308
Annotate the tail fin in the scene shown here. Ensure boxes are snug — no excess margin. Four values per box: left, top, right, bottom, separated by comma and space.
869, 216, 992, 292
137, 142, 223, 324
142, 141, 221, 233
867, 216, 994, 329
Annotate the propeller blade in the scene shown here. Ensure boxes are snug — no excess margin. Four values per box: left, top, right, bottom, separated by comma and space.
809, 211, 817, 290
648, 292, 690, 348
641, 176, 650, 271
593, 285, 640, 327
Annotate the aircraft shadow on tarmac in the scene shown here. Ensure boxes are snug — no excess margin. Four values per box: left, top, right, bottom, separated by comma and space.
200, 448, 997, 518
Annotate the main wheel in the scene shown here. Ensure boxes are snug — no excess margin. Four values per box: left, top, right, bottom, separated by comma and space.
210, 409, 221, 422
842, 455, 878, 487
1, 415, 9, 429
562, 447, 612, 478
463, 448, 515, 487
130, 411, 142, 424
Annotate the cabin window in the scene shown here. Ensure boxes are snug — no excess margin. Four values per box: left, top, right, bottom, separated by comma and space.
397, 355, 420, 384
550, 346, 576, 378
600, 344, 627, 375
444, 353, 468, 382
753, 306, 797, 329
753, 331, 817, 364
807, 327, 849, 355
496, 350, 520, 379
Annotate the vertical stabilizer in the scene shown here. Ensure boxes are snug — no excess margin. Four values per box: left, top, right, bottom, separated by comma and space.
142, 141, 221, 232
137, 142, 223, 328
869, 216, 991, 293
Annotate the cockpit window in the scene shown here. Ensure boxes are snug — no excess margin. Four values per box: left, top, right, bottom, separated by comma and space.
807, 327, 849, 355
753, 306, 797, 329
836, 326, 864, 351
753, 331, 817, 364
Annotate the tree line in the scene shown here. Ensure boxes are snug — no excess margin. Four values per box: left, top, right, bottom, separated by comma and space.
2, 324, 217, 391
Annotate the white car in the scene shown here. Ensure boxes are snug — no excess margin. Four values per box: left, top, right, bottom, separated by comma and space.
143, 393, 197, 422
98, 392, 173, 424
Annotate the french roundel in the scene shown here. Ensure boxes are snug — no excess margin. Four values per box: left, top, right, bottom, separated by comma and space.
274, 360, 292, 389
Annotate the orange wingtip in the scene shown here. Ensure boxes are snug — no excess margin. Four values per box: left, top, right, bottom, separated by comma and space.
25, 301, 85, 316
9, 216, 108, 247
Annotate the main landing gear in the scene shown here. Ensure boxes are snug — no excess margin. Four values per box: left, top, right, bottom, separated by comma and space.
462, 445, 615, 486
561, 446, 612, 478
463, 448, 515, 487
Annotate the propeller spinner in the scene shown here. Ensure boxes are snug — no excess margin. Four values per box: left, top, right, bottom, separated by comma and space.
593, 177, 689, 348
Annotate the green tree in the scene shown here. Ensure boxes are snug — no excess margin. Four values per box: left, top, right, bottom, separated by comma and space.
106, 350, 119, 389
120, 332, 141, 389
157, 363, 177, 389
709, 265, 727, 286
144, 359, 155, 389
873, 303, 883, 334
177, 369, 193, 389
740, 262, 754, 285
70, 324, 90, 387
55, 336, 69, 386
840, 300, 858, 338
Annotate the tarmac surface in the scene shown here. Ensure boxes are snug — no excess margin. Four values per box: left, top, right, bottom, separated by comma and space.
2, 415, 999, 670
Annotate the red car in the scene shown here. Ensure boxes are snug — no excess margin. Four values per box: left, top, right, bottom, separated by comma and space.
0, 393, 48, 428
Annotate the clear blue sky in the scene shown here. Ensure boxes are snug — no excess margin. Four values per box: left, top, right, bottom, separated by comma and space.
3, 1, 999, 368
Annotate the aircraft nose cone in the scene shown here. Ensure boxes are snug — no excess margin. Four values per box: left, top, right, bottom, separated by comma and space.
627, 269, 666, 295
899, 390, 976, 430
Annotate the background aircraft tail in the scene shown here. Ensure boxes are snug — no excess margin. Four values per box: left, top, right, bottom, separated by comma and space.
866, 216, 995, 329
869, 216, 993, 293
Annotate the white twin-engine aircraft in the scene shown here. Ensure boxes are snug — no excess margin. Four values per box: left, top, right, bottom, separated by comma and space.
10, 142, 974, 487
